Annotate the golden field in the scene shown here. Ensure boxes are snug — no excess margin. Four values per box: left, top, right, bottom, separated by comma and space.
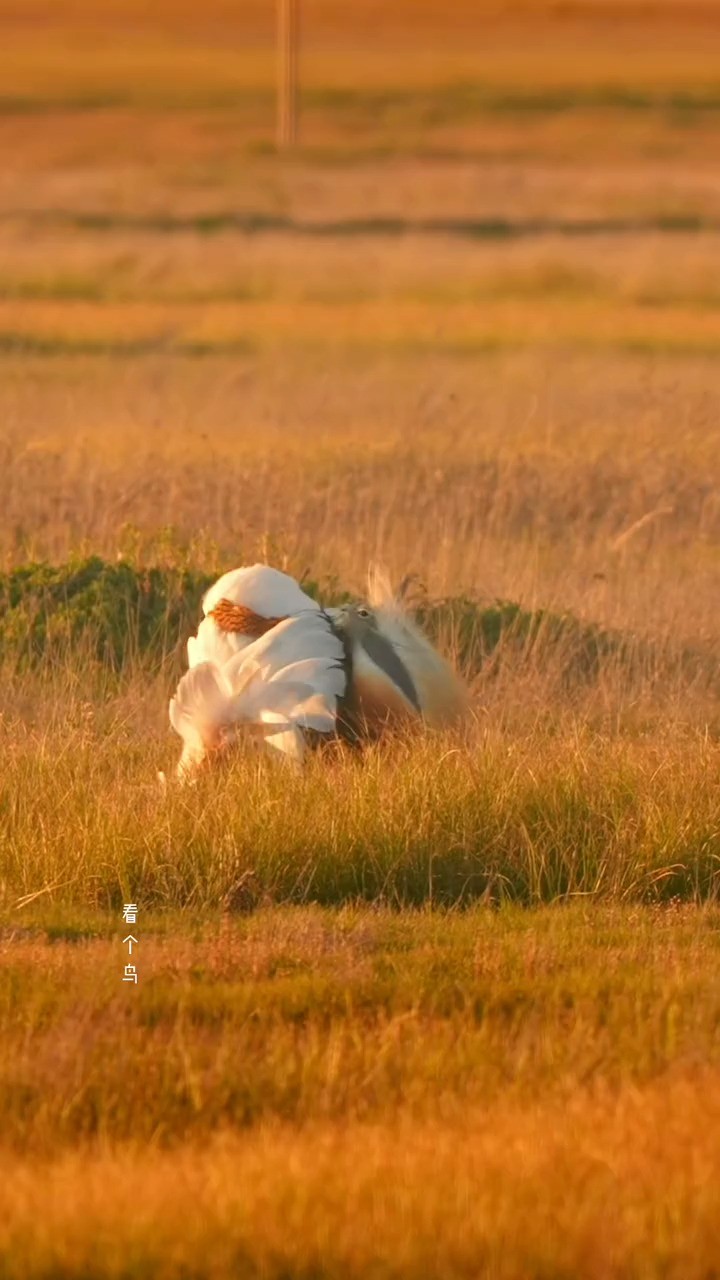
2, 907, 720, 1278
1, 1, 720, 1274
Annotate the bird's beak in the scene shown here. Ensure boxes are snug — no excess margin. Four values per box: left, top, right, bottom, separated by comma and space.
359, 628, 420, 712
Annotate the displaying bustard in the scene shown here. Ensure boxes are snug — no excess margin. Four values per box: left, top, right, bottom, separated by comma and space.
168, 563, 467, 778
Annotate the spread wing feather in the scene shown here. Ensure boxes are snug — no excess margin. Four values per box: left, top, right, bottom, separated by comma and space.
224, 613, 346, 710
187, 615, 241, 670
170, 610, 348, 776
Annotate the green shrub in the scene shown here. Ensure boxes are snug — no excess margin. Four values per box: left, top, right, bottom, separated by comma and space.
0, 556, 638, 683
0, 557, 212, 670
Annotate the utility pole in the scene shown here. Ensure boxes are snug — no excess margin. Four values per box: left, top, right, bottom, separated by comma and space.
277, 0, 299, 148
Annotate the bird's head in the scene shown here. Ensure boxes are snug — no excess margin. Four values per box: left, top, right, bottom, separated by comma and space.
333, 602, 420, 712
333, 601, 378, 641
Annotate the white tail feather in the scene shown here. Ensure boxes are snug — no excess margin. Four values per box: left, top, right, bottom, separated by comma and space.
170, 610, 347, 776
367, 563, 398, 612
169, 662, 234, 752
187, 615, 244, 670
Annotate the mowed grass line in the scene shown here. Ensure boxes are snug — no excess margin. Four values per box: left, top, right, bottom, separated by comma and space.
0, 905, 719, 1275
4, 291, 720, 359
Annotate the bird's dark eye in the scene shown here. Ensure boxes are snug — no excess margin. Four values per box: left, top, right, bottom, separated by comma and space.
357, 607, 370, 619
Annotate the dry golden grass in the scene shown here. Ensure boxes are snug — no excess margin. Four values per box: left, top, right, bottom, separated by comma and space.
3, 1077, 720, 1279
3, 343, 719, 657
1, 1, 720, 1273
4, 709, 720, 910
1, 907, 720, 1275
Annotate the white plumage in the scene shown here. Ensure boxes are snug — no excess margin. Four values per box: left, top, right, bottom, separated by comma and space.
187, 564, 320, 670
225, 612, 343, 690
168, 562, 468, 779
186, 616, 233, 670
171, 603, 346, 777
202, 564, 319, 620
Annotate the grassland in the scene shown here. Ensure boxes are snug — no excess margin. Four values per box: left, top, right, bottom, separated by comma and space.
1, 0, 720, 1274
2, 905, 720, 1277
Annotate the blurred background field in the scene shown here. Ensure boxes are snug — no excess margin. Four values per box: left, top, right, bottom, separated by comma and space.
1, 0, 719, 642
1, 1, 720, 1274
